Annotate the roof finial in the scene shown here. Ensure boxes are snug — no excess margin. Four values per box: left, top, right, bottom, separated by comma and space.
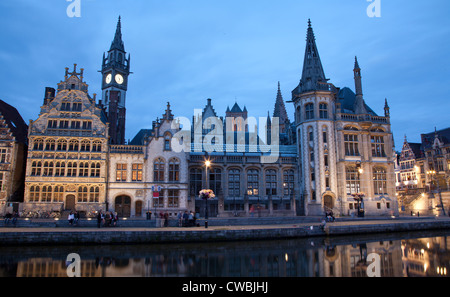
308, 18, 312, 28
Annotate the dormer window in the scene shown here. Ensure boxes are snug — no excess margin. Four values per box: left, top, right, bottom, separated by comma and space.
164, 133, 172, 151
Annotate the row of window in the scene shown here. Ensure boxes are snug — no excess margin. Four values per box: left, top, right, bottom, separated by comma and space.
115, 158, 180, 182
47, 119, 92, 130
152, 189, 180, 208
345, 167, 388, 196
189, 168, 295, 198
60, 102, 82, 112
297, 103, 329, 122
30, 161, 101, 178
32, 139, 102, 152
28, 185, 100, 203
344, 134, 386, 157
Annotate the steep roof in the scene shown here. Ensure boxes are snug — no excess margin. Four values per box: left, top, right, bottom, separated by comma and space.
338, 87, 378, 116
0, 99, 28, 144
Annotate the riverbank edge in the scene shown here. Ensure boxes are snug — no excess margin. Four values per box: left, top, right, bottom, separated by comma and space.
1, 218, 450, 246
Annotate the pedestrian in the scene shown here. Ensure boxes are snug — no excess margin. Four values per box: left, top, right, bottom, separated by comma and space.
188, 211, 194, 227
12, 211, 18, 227
111, 212, 117, 227
183, 210, 189, 227
4, 212, 12, 226
74, 211, 80, 226
177, 211, 183, 227
68, 211, 74, 225
164, 212, 169, 227
97, 210, 102, 228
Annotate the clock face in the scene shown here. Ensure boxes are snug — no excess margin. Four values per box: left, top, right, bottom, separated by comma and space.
105, 73, 112, 84
115, 74, 124, 85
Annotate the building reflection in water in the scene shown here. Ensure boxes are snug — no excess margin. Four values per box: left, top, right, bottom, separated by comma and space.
0, 232, 448, 277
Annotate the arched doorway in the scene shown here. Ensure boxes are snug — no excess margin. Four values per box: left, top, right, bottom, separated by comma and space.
115, 196, 131, 218
135, 201, 143, 217
324, 195, 334, 211
66, 195, 76, 211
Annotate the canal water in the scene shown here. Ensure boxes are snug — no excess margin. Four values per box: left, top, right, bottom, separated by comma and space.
0, 230, 448, 277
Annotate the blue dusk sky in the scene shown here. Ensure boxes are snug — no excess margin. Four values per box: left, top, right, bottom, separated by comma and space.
0, 0, 449, 149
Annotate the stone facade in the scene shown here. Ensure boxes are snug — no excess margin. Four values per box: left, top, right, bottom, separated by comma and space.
23, 65, 109, 215
291, 21, 397, 216
0, 100, 28, 215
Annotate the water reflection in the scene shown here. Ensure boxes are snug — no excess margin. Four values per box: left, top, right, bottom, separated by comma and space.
0, 231, 449, 277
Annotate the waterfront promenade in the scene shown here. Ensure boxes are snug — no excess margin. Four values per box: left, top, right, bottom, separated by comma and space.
0, 215, 449, 246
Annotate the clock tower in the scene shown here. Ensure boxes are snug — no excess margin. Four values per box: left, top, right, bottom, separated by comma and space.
101, 16, 130, 145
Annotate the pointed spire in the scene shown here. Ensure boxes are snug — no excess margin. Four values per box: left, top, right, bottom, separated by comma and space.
294, 19, 327, 94
110, 16, 125, 52
384, 98, 390, 117
273, 81, 289, 125
354, 56, 363, 97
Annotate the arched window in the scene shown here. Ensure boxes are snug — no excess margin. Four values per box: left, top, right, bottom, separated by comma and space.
265, 169, 277, 195
80, 140, 91, 152
305, 103, 314, 120
54, 186, 64, 202
57, 139, 67, 151
319, 103, 328, 119
89, 186, 99, 202
283, 169, 295, 197
31, 161, 41, 176
373, 167, 387, 195
228, 169, 241, 197
168, 158, 180, 182
189, 168, 202, 197
208, 168, 222, 194
68, 140, 79, 152
247, 169, 259, 196
77, 186, 88, 202
55, 162, 65, 177
43, 162, 53, 177
92, 141, 102, 152
29, 186, 40, 202
67, 162, 76, 177
346, 167, 361, 195
42, 185, 52, 202
45, 139, 55, 151
91, 162, 101, 177
154, 158, 165, 182
33, 139, 44, 151
79, 162, 89, 177
164, 133, 172, 151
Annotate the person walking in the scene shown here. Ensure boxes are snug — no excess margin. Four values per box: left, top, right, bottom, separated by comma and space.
177, 211, 183, 227
97, 210, 102, 228
68, 211, 74, 225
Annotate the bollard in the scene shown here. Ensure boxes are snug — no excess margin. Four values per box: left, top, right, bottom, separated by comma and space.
205, 220, 208, 229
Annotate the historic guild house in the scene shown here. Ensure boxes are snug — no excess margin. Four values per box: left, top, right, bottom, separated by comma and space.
0, 18, 398, 218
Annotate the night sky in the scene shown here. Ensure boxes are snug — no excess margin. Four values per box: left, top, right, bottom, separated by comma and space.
1, 0, 449, 149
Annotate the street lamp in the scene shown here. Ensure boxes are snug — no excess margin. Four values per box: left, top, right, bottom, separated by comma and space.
427, 170, 446, 216
204, 159, 211, 227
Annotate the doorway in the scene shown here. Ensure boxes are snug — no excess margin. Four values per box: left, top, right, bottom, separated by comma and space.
324, 195, 334, 210
115, 196, 131, 218
66, 195, 76, 211
135, 201, 142, 217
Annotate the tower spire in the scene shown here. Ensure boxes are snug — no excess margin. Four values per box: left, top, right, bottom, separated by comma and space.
110, 16, 125, 52
294, 19, 327, 94
273, 82, 290, 133
353, 57, 367, 115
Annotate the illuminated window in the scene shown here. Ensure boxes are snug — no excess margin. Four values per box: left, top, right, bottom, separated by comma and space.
153, 158, 165, 182
373, 167, 387, 195
344, 134, 359, 156
247, 169, 259, 196
168, 189, 179, 208
116, 164, 127, 182
346, 167, 361, 195
132, 163, 143, 181
168, 159, 179, 182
